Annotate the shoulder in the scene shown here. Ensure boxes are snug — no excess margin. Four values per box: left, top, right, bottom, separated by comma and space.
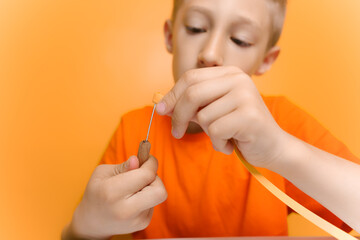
262, 95, 314, 122
262, 95, 327, 143
263, 95, 359, 161
262, 95, 303, 118
262, 95, 312, 130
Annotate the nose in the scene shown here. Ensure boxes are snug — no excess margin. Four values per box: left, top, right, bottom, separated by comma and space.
198, 32, 224, 67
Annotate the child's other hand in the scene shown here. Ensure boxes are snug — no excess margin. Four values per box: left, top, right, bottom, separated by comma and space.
68, 155, 167, 239
156, 66, 288, 168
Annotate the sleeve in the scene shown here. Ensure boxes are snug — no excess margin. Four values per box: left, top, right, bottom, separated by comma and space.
99, 118, 127, 165
270, 96, 359, 232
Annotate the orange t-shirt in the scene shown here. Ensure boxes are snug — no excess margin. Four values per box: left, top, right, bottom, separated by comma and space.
100, 96, 359, 238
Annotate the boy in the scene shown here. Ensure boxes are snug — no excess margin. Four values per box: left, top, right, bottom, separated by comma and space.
63, 0, 360, 239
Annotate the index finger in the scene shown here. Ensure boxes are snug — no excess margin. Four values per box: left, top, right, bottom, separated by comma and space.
127, 176, 167, 215
156, 66, 237, 116
109, 155, 159, 196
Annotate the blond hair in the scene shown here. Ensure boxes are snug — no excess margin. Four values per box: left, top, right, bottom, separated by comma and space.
171, 0, 287, 48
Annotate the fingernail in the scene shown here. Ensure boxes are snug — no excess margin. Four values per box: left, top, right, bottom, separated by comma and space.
172, 127, 180, 139
156, 102, 166, 114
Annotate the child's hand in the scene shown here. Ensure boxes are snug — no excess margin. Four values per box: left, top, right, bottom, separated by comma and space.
156, 66, 288, 168
67, 155, 167, 239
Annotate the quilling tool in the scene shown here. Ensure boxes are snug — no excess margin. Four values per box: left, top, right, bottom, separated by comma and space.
137, 92, 163, 166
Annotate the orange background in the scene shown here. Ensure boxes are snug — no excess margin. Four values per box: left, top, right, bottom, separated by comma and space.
0, 1, 359, 239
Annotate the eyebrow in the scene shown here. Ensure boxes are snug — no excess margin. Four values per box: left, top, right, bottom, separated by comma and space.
185, 5, 212, 17
185, 5, 262, 32
233, 14, 262, 32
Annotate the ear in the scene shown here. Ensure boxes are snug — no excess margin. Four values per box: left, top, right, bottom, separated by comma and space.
255, 46, 280, 75
164, 19, 173, 53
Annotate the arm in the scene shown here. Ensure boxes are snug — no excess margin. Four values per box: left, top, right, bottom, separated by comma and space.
157, 65, 360, 232
269, 132, 360, 232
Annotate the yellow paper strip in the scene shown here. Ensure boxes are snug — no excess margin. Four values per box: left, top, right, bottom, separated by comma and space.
153, 92, 163, 104
233, 144, 357, 240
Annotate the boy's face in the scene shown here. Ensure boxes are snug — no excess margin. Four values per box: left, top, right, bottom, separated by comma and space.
165, 0, 277, 81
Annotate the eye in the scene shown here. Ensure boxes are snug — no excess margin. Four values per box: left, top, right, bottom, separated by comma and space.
230, 37, 252, 47
185, 25, 207, 34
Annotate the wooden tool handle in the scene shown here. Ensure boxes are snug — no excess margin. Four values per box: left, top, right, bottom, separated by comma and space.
137, 140, 151, 166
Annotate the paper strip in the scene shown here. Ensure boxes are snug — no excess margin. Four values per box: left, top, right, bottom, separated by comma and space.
233, 144, 357, 240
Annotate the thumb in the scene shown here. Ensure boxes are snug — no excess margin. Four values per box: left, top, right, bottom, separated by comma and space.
113, 155, 140, 175
156, 89, 177, 116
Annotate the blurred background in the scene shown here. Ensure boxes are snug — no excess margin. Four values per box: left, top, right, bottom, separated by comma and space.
0, 0, 359, 239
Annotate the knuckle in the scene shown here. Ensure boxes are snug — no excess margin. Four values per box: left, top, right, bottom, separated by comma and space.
208, 123, 221, 138
147, 155, 158, 169
241, 91, 252, 102
243, 107, 260, 122
140, 169, 156, 184
232, 71, 248, 84
158, 187, 168, 202
227, 65, 240, 73
236, 89, 253, 103
137, 216, 151, 231
196, 111, 208, 126
154, 181, 168, 203
183, 70, 197, 85
185, 86, 199, 104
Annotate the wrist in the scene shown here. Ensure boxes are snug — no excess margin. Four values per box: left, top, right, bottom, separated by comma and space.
61, 223, 88, 240
62, 221, 111, 240
265, 131, 305, 175
65, 207, 111, 240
